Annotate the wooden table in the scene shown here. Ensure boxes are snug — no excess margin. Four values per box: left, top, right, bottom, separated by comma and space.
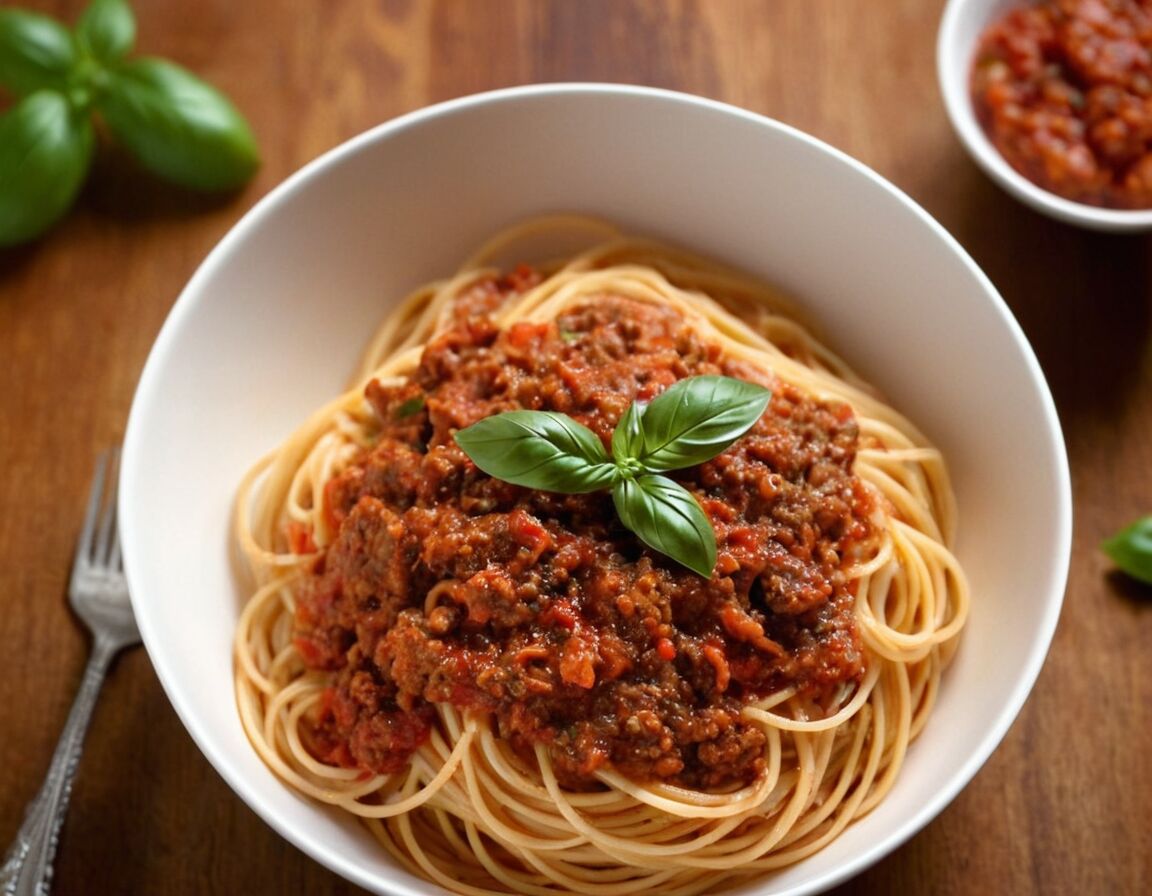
1, 1, 1149, 893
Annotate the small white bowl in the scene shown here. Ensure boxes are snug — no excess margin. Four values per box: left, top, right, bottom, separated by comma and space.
120, 84, 1071, 895
938, 0, 1152, 231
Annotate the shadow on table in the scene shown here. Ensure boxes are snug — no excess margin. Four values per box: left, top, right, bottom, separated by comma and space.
0, 144, 251, 287
939, 166, 1152, 430
1104, 569, 1152, 606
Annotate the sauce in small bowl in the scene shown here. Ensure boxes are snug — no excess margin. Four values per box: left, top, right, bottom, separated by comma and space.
939, 0, 1152, 230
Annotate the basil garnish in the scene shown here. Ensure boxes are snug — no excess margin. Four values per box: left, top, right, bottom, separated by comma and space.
636, 375, 778, 471
454, 410, 619, 494
610, 398, 645, 461
454, 375, 771, 577
1102, 516, 1152, 586
612, 474, 718, 577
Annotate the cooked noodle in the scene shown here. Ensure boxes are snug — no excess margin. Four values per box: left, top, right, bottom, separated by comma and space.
234, 216, 969, 895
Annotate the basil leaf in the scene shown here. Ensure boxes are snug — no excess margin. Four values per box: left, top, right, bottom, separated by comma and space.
611, 399, 645, 463
76, 0, 136, 63
455, 410, 617, 493
0, 91, 94, 247
1102, 516, 1152, 585
612, 474, 716, 577
637, 375, 771, 471
0, 10, 75, 96
96, 57, 259, 191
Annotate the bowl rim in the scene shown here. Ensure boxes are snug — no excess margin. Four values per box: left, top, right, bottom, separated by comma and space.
120, 81, 1073, 895
937, 0, 1152, 231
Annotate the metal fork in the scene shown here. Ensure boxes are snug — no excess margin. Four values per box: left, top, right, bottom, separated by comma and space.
0, 448, 141, 896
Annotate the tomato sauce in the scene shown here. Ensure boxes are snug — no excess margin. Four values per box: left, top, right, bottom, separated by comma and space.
294, 277, 878, 789
971, 0, 1152, 208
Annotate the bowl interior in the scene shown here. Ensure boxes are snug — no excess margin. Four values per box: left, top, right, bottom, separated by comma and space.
121, 84, 1071, 896
938, 0, 1152, 231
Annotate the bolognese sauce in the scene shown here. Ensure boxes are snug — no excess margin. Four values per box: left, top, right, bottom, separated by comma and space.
293, 274, 879, 791
972, 0, 1152, 208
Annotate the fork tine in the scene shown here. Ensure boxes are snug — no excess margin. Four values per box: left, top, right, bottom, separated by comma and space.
93, 446, 120, 569
107, 515, 123, 572
72, 450, 110, 581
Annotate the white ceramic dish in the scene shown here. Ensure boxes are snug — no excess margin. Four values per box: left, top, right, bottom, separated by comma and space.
938, 0, 1152, 232
120, 83, 1071, 895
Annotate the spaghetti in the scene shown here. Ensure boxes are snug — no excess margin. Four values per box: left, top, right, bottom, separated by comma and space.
234, 217, 969, 895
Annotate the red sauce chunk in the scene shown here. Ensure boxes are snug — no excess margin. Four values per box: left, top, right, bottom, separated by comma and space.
294, 279, 879, 790
971, 0, 1152, 208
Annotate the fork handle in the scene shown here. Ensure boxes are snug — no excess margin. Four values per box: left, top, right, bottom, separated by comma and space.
0, 636, 117, 896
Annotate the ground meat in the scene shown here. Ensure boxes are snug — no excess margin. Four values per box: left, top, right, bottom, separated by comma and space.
294, 283, 878, 790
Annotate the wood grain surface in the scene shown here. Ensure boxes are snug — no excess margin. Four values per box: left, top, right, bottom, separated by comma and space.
1, 1, 1149, 894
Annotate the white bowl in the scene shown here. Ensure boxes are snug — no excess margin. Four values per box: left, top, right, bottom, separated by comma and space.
120, 84, 1071, 895
938, 0, 1152, 231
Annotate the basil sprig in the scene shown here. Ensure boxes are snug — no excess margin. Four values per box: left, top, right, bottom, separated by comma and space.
454, 375, 771, 577
1102, 516, 1152, 586
0, 0, 259, 247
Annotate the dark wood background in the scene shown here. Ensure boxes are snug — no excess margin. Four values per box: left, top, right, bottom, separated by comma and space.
1, 1, 1149, 893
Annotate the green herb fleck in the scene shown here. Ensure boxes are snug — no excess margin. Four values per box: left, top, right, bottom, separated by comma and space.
395, 395, 425, 419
